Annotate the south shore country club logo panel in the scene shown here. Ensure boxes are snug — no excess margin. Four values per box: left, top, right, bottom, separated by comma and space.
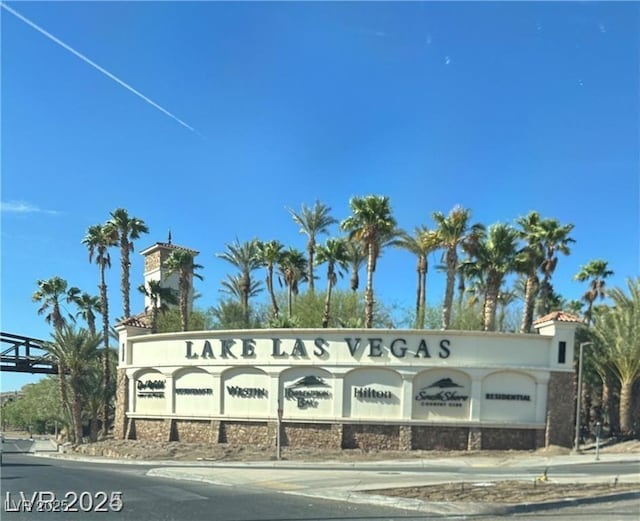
415, 378, 469, 407
184, 337, 452, 359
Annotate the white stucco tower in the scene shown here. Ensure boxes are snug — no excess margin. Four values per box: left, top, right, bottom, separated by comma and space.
139, 236, 199, 313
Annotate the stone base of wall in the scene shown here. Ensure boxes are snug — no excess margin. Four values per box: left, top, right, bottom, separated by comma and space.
171, 420, 216, 443
114, 369, 128, 440
481, 428, 544, 450
129, 419, 167, 442
412, 426, 469, 450
219, 421, 271, 446
283, 423, 342, 449
343, 424, 400, 450
126, 418, 545, 451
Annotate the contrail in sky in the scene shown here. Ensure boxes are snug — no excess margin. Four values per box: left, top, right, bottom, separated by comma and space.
1, 2, 201, 135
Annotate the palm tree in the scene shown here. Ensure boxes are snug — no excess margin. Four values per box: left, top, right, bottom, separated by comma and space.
164, 249, 203, 331
341, 195, 398, 328
219, 273, 262, 324
316, 238, 349, 328
288, 201, 337, 292
74, 292, 101, 336
47, 326, 101, 445
593, 278, 640, 435
344, 240, 366, 294
496, 287, 518, 332
432, 206, 484, 330
278, 247, 308, 317
105, 208, 149, 319
216, 239, 261, 327
255, 240, 284, 319
515, 211, 544, 333
468, 223, 519, 331
32, 277, 81, 332
575, 259, 614, 325
138, 280, 178, 333
536, 218, 575, 315
82, 223, 117, 435
393, 226, 440, 329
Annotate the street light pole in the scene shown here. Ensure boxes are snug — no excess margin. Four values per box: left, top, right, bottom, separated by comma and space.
574, 341, 592, 453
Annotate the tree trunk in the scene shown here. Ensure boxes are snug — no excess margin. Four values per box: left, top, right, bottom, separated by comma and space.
416, 256, 426, 329
520, 273, 539, 333
267, 266, 279, 318
619, 378, 634, 435
89, 417, 99, 442
99, 266, 110, 437
442, 248, 457, 330
307, 241, 315, 293
57, 363, 73, 443
322, 267, 333, 328
121, 239, 131, 319
605, 375, 621, 436
70, 378, 84, 445
180, 273, 189, 331
365, 243, 375, 328
483, 278, 500, 331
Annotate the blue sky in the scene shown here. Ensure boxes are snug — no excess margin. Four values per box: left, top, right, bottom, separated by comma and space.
1, 2, 638, 391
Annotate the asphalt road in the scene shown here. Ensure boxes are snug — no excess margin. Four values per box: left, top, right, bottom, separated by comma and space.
1, 439, 638, 521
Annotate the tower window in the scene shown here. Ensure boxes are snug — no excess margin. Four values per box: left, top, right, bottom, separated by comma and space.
558, 341, 566, 364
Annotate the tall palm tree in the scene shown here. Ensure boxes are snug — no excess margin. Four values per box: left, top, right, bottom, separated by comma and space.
164, 249, 203, 331
536, 218, 575, 315
393, 226, 440, 329
255, 240, 284, 319
216, 239, 261, 327
105, 208, 149, 319
467, 223, 519, 331
288, 201, 337, 293
278, 247, 308, 317
316, 238, 349, 328
341, 195, 398, 328
74, 292, 101, 336
138, 280, 178, 333
593, 278, 640, 435
32, 276, 81, 332
47, 326, 101, 445
515, 211, 544, 333
575, 259, 614, 325
432, 206, 484, 330
82, 223, 117, 435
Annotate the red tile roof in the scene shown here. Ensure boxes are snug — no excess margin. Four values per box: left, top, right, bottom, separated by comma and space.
117, 314, 151, 329
533, 311, 585, 325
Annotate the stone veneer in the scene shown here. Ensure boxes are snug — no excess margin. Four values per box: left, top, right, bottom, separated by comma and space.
126, 419, 549, 451
545, 371, 575, 447
171, 420, 217, 443
412, 426, 469, 450
282, 423, 342, 449
114, 369, 128, 440
481, 428, 544, 450
342, 424, 401, 450
219, 421, 271, 446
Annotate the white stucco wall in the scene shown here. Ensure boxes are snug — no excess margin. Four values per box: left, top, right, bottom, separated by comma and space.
120, 326, 576, 427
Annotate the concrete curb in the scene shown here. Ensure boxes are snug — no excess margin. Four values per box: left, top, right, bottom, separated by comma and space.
29, 451, 640, 469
